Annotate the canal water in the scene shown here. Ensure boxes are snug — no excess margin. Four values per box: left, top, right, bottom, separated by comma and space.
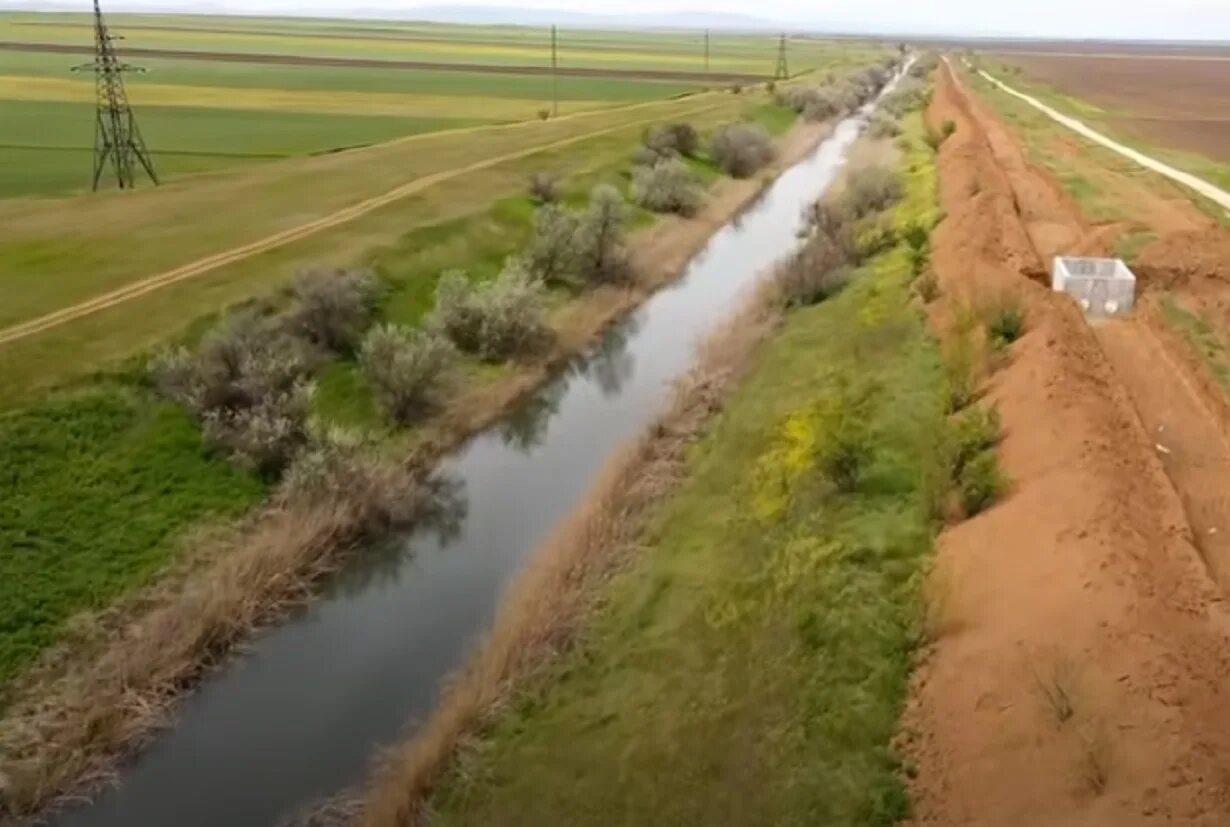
56, 70, 904, 827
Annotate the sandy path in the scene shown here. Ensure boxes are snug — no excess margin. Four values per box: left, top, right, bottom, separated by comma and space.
0, 99, 718, 349
905, 61, 1230, 826
971, 62, 1230, 214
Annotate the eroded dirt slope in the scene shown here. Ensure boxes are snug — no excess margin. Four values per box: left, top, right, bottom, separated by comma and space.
904, 62, 1230, 826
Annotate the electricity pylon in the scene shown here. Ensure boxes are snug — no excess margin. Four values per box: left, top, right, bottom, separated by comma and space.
773, 33, 790, 80
73, 0, 158, 191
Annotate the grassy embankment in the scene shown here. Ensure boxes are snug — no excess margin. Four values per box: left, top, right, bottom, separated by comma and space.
418, 112, 952, 825
0, 89, 798, 698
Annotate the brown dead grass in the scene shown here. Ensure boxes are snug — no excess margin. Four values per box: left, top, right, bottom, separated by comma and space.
353, 288, 781, 827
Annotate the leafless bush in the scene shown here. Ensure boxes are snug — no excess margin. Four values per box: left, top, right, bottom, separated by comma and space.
867, 111, 901, 139
709, 122, 775, 178
525, 204, 580, 285
151, 308, 315, 474
359, 324, 454, 422
527, 172, 561, 204
284, 267, 380, 354
428, 260, 548, 360
635, 122, 700, 166
574, 185, 631, 285
630, 157, 704, 216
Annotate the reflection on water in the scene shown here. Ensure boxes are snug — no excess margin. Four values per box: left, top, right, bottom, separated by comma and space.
54, 70, 907, 827
330, 473, 470, 598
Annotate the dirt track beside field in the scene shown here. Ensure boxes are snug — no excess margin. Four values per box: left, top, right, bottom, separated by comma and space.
998, 53, 1230, 163
904, 61, 1230, 827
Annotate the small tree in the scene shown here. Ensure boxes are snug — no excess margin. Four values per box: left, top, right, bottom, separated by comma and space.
525, 204, 580, 285
867, 111, 901, 139
630, 158, 704, 217
709, 123, 775, 178
360, 324, 454, 423
574, 185, 631, 285
200, 380, 315, 476
284, 267, 380, 354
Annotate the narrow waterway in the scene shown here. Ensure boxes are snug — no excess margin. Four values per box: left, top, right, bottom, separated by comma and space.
55, 75, 902, 827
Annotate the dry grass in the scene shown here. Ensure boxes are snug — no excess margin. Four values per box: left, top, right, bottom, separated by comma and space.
1031, 652, 1080, 725
0, 462, 454, 822
353, 290, 781, 827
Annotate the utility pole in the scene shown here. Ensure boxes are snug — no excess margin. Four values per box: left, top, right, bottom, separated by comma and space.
73, 0, 158, 191
773, 32, 790, 81
550, 24, 559, 118
703, 29, 710, 75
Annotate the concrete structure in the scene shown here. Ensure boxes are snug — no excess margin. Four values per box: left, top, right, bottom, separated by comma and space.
1052, 257, 1137, 318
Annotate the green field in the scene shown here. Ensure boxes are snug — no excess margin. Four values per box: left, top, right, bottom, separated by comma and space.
0, 12, 886, 197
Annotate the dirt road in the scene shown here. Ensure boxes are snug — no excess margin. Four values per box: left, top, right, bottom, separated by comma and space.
905, 61, 1230, 826
0, 98, 719, 349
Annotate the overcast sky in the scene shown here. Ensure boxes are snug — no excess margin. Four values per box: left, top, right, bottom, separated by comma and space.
22, 0, 1230, 40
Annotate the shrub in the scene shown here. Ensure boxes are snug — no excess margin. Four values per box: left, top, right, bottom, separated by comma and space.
631, 144, 663, 167
916, 271, 939, 302
151, 309, 317, 474
730, 83, 743, 94
574, 185, 631, 285
844, 165, 905, 217
867, 111, 901, 139
816, 380, 876, 493
958, 450, 1004, 516
952, 405, 1002, 477
709, 122, 775, 178
528, 172, 561, 204
525, 204, 580, 285
284, 267, 380, 354
776, 232, 851, 307
987, 301, 1026, 348
642, 122, 700, 160
360, 324, 454, 423
200, 380, 314, 476
429, 260, 548, 360
630, 158, 705, 217
537, 108, 551, 121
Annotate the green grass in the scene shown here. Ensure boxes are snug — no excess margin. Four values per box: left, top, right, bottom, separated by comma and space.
0, 386, 264, 689
748, 101, 799, 136
1161, 295, 1230, 392
427, 112, 946, 826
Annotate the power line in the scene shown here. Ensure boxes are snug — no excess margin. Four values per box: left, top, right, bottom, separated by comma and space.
550, 24, 559, 118
72, 0, 158, 191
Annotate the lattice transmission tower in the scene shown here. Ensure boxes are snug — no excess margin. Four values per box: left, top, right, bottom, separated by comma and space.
72, 0, 158, 191
773, 33, 790, 80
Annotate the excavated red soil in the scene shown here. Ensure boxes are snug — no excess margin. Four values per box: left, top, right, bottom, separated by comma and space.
903, 62, 1230, 826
